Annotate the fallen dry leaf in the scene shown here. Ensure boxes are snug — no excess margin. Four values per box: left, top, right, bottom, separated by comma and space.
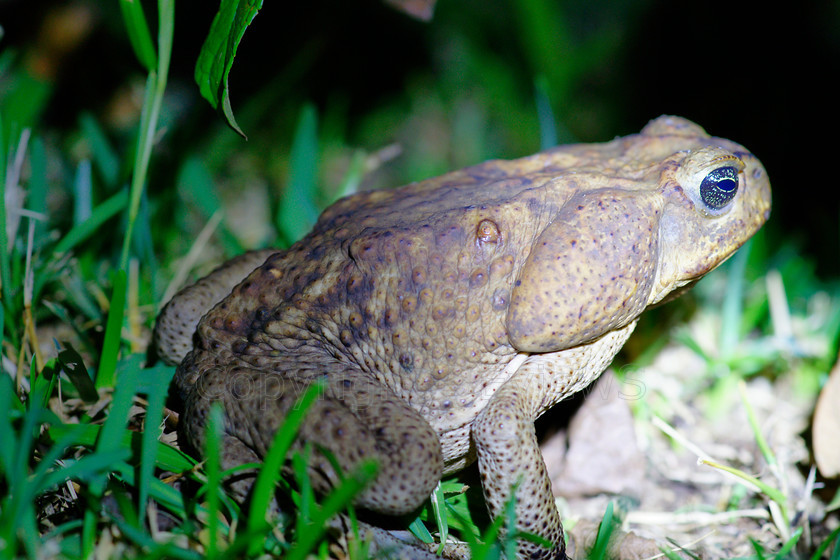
544, 371, 645, 498
813, 353, 840, 477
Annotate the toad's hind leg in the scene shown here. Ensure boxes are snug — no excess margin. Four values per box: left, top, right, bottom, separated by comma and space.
178, 361, 444, 516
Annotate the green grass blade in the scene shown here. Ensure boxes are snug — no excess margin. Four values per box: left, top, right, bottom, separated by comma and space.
46, 422, 195, 474
512, 0, 573, 109
773, 526, 802, 558
118, 0, 157, 72
175, 157, 243, 255
57, 344, 98, 403
114, 469, 191, 520
31, 357, 59, 411
534, 75, 557, 149
0, 68, 52, 132
18, 373, 45, 476
589, 501, 615, 560
286, 461, 378, 560
81, 364, 140, 555
810, 525, 840, 560
700, 458, 787, 507
120, 0, 174, 271
408, 516, 434, 545
95, 269, 126, 389
94, 365, 140, 455
73, 159, 93, 225
470, 513, 505, 560
53, 189, 128, 256
0, 120, 11, 307
0, 375, 20, 482
0, 306, 4, 378
1, 373, 52, 559
34, 424, 93, 484
276, 103, 320, 245
133, 188, 159, 289
138, 364, 170, 521
156, 0, 175, 93
194, 0, 264, 136
28, 137, 48, 240
430, 481, 448, 552
502, 482, 519, 560
738, 380, 777, 466
120, 74, 159, 270
41, 450, 130, 490
289, 446, 315, 548
204, 404, 224, 559
719, 240, 750, 359
245, 381, 323, 554
80, 113, 120, 188
334, 150, 367, 200
108, 514, 203, 560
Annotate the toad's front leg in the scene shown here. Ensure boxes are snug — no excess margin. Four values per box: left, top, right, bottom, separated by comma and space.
472, 373, 567, 560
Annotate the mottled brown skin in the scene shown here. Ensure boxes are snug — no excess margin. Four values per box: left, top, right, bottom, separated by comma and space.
156, 116, 771, 558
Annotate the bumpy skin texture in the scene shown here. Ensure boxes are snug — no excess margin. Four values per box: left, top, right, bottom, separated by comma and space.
156, 116, 771, 559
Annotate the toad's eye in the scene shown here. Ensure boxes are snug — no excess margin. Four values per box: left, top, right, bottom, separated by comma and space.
700, 166, 739, 209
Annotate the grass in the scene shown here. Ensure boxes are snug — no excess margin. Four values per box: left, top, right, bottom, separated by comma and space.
2, 1, 839, 559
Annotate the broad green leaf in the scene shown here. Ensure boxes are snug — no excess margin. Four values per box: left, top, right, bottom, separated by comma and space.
195, 0, 264, 137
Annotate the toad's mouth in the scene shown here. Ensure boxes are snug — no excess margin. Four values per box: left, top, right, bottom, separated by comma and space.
651, 277, 701, 308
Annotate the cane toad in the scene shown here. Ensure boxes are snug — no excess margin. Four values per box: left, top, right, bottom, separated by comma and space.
155, 116, 771, 558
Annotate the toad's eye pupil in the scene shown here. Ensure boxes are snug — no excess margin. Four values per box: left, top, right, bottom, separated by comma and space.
700, 166, 739, 210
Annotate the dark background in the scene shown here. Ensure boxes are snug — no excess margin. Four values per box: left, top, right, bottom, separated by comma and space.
2, 0, 838, 276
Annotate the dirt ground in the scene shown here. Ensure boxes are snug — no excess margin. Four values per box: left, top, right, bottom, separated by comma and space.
541, 317, 837, 559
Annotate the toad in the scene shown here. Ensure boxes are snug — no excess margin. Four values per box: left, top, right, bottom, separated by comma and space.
155, 116, 771, 558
